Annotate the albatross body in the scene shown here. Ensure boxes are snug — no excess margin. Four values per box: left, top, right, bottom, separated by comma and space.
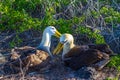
53, 34, 112, 70
9, 26, 61, 72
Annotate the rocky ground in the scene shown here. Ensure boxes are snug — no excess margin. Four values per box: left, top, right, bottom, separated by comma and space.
0, 30, 120, 80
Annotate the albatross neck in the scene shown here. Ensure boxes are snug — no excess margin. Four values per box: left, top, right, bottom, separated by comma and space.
40, 31, 51, 48
62, 42, 75, 60
37, 30, 54, 57
37, 29, 52, 52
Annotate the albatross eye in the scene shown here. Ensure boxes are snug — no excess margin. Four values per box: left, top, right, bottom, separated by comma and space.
64, 40, 67, 43
61, 40, 67, 44
51, 27, 55, 30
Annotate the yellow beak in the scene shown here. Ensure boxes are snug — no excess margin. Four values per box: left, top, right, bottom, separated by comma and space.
53, 42, 63, 55
54, 30, 61, 38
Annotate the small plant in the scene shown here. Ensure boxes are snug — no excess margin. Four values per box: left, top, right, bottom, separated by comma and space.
75, 26, 105, 44
0, 2, 41, 32
107, 55, 120, 71
106, 77, 119, 80
9, 35, 23, 48
100, 7, 120, 24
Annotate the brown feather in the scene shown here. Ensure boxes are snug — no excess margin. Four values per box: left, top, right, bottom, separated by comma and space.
64, 45, 89, 58
63, 46, 110, 70
8, 46, 51, 73
88, 44, 113, 55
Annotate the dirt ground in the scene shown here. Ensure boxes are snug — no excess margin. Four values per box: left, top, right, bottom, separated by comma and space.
0, 30, 120, 80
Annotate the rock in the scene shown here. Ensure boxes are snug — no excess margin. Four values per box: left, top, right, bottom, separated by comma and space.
74, 67, 98, 80
0, 53, 6, 64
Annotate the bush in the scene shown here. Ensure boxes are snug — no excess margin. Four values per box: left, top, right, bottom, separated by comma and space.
75, 26, 105, 44
0, 2, 41, 32
108, 55, 120, 71
0, 0, 120, 50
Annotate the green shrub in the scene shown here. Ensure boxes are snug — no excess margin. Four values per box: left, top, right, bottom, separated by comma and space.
106, 55, 120, 80
9, 35, 22, 48
108, 55, 120, 71
0, 2, 41, 32
76, 26, 105, 44
100, 7, 120, 24
12, 0, 41, 12
0, 0, 119, 47
91, 6, 120, 24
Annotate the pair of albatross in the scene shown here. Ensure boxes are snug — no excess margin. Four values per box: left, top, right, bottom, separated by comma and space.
53, 34, 113, 70
9, 26, 113, 72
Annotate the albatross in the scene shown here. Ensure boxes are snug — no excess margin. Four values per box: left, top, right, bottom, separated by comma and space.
53, 34, 112, 70
8, 26, 61, 72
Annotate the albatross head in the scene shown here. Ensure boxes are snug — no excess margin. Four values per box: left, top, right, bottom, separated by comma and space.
37, 26, 61, 57
53, 33, 75, 55
44, 26, 61, 37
